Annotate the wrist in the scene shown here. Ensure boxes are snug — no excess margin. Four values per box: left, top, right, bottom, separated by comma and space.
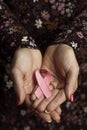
13, 48, 42, 67
14, 48, 41, 58
56, 44, 74, 54
57, 44, 73, 50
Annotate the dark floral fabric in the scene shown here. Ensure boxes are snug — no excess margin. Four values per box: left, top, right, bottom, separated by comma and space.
0, 0, 87, 130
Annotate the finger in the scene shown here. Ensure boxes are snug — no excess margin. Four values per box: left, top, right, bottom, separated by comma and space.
31, 93, 37, 101
33, 95, 44, 109
38, 112, 52, 123
12, 69, 25, 105
30, 83, 54, 109
31, 82, 54, 101
65, 68, 79, 100
37, 89, 59, 112
30, 84, 45, 108
50, 111, 61, 123
30, 85, 40, 101
24, 94, 32, 108
46, 89, 66, 112
23, 73, 34, 94
56, 106, 62, 115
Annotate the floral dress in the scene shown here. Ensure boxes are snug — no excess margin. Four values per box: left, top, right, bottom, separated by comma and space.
0, 0, 87, 130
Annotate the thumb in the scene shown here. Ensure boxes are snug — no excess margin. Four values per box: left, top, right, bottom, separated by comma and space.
65, 69, 79, 101
12, 69, 26, 105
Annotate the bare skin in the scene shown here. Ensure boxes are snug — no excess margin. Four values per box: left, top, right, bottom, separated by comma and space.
11, 44, 79, 123
31, 44, 79, 121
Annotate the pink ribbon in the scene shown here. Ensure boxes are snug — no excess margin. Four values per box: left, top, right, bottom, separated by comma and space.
35, 69, 52, 99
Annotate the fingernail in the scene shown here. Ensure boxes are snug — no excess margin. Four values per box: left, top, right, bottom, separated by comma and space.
16, 98, 20, 105
31, 94, 36, 101
56, 119, 61, 123
70, 94, 74, 102
47, 120, 52, 123
49, 85, 53, 91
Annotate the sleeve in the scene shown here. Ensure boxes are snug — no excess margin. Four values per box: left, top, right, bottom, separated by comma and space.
0, 1, 38, 59
54, 1, 87, 64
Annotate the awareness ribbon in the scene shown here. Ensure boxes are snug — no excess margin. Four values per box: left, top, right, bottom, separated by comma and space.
35, 69, 52, 99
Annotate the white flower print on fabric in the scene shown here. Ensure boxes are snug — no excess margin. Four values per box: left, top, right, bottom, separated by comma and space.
66, 101, 71, 108
83, 106, 87, 113
20, 110, 27, 116
0, 4, 2, 10
8, 27, 14, 34
67, 29, 72, 34
21, 36, 37, 48
29, 41, 35, 46
70, 41, 78, 49
21, 36, 29, 42
65, 2, 74, 17
33, 0, 39, 3
35, 19, 42, 29
29, 36, 37, 47
24, 126, 30, 130
6, 80, 13, 89
82, 20, 87, 30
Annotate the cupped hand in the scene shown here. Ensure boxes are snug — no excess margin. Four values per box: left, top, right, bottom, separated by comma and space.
35, 106, 62, 123
31, 44, 79, 113
11, 48, 42, 105
11, 47, 61, 123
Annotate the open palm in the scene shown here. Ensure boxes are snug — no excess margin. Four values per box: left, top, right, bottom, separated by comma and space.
11, 48, 42, 105
33, 44, 79, 113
